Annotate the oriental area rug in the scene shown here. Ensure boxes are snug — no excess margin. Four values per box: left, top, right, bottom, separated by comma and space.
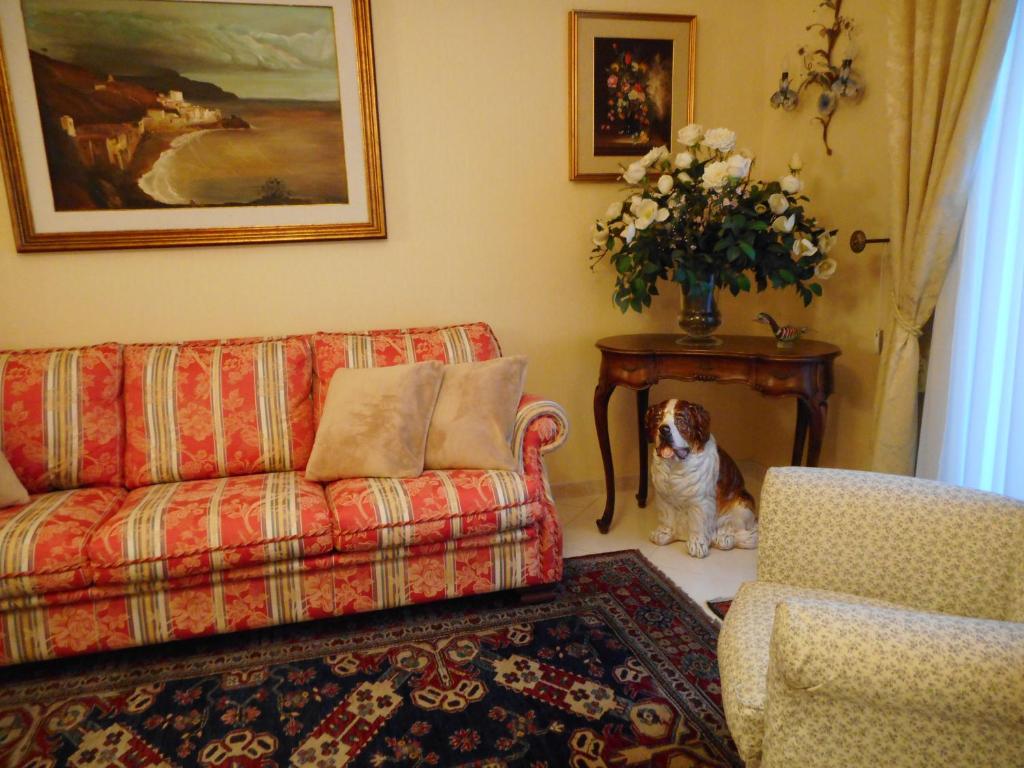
0, 550, 741, 767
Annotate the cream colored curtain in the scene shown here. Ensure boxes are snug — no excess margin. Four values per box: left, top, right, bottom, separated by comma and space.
872, 0, 1016, 474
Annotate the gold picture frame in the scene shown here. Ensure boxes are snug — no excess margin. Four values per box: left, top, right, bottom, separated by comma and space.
570, 10, 696, 181
0, 0, 385, 252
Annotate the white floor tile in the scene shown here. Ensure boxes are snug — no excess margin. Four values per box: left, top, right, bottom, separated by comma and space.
555, 487, 758, 620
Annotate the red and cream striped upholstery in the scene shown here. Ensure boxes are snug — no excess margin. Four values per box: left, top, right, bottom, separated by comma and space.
310, 323, 502, 420
0, 487, 125, 601
122, 337, 315, 488
0, 325, 570, 666
87, 472, 332, 585
327, 469, 544, 552
0, 343, 123, 492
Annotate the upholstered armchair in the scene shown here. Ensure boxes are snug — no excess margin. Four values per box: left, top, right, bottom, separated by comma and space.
718, 467, 1024, 768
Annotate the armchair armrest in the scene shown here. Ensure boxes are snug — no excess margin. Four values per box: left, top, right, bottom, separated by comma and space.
757, 467, 1024, 618
512, 395, 569, 472
762, 598, 1024, 767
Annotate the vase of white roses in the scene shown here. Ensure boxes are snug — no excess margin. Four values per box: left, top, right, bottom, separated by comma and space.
590, 124, 838, 344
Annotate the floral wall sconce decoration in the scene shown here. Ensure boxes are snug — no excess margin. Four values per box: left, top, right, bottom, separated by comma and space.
770, 0, 863, 155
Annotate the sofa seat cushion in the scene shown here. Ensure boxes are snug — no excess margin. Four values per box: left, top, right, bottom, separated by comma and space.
326, 469, 544, 552
122, 337, 314, 489
87, 472, 332, 585
718, 580, 911, 766
0, 487, 125, 599
0, 343, 124, 492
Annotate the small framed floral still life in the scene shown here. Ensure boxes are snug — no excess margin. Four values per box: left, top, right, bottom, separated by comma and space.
570, 10, 696, 181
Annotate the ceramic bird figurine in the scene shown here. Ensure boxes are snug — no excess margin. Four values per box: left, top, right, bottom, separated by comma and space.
754, 312, 808, 348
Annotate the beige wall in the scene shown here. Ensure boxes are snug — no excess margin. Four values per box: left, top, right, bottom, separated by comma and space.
0, 0, 890, 487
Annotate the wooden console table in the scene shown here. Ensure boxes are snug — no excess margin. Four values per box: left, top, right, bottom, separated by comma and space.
594, 334, 841, 533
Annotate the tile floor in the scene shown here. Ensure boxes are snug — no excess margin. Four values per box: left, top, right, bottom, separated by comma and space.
553, 462, 765, 619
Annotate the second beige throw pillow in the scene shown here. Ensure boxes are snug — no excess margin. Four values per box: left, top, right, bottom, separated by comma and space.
426, 356, 527, 470
306, 361, 444, 480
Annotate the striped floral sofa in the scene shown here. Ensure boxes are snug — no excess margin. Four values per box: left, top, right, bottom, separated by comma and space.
0, 323, 568, 666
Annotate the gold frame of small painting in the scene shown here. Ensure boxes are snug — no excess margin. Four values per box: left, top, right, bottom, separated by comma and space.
0, 0, 385, 252
569, 10, 697, 182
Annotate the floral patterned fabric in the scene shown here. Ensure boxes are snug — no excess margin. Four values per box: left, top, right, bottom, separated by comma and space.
763, 599, 1024, 767
717, 580, 908, 765
0, 487, 125, 600
0, 518, 557, 666
0, 343, 123, 492
122, 337, 314, 489
758, 466, 1024, 620
87, 473, 333, 585
327, 469, 544, 552
719, 467, 1024, 767
310, 323, 502, 421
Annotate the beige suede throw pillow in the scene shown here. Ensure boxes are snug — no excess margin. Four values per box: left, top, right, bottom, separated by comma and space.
306, 361, 444, 480
0, 451, 29, 509
425, 356, 527, 471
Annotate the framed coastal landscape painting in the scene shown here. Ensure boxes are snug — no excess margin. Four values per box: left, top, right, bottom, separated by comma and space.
569, 10, 696, 181
0, 0, 385, 251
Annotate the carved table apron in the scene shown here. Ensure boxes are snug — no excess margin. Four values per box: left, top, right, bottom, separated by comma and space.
594, 334, 841, 533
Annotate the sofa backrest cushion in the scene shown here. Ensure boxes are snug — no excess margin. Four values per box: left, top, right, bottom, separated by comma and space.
310, 323, 502, 422
123, 337, 314, 488
0, 343, 123, 492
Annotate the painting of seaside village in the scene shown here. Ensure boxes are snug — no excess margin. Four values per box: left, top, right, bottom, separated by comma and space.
21, 0, 349, 210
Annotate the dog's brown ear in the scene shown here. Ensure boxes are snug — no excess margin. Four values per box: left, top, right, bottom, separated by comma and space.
644, 402, 664, 443
683, 401, 711, 447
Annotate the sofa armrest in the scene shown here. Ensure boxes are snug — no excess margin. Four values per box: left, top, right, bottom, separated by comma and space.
512, 395, 569, 472
757, 467, 1024, 618
761, 598, 1024, 767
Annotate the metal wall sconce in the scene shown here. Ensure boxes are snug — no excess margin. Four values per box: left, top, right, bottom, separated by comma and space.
849, 230, 889, 252
769, 0, 863, 155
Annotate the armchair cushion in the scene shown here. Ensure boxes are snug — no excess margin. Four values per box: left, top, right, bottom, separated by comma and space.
758, 467, 1024, 620
762, 599, 1024, 767
717, 580, 908, 766
0, 452, 29, 509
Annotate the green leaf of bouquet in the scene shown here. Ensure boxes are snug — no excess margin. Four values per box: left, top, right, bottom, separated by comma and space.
737, 274, 751, 291
779, 269, 796, 283
809, 282, 823, 296
739, 241, 756, 259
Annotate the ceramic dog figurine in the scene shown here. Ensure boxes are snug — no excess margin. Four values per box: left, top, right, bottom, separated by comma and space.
646, 399, 758, 558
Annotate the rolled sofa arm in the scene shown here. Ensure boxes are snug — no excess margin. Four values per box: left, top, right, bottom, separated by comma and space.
761, 598, 1024, 767
757, 467, 1024, 618
512, 394, 569, 472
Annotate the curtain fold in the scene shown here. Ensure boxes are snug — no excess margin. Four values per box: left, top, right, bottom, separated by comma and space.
918, 0, 1024, 499
871, 0, 1015, 474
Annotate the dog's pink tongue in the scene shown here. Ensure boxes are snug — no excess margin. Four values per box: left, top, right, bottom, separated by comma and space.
659, 445, 676, 459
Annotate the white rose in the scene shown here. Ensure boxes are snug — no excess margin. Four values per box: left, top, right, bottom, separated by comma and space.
701, 127, 737, 153
815, 257, 837, 279
792, 237, 818, 257
677, 171, 694, 184
623, 161, 647, 184
674, 151, 694, 169
725, 153, 751, 179
657, 174, 674, 195
591, 220, 609, 246
780, 174, 803, 194
605, 200, 623, 219
789, 153, 803, 171
677, 123, 703, 146
771, 214, 796, 233
623, 222, 637, 243
817, 231, 836, 254
642, 146, 670, 166
754, 203, 767, 214
768, 193, 789, 215
633, 198, 670, 230
701, 160, 730, 189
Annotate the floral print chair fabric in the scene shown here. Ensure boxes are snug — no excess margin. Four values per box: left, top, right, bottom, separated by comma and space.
717, 467, 1024, 767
